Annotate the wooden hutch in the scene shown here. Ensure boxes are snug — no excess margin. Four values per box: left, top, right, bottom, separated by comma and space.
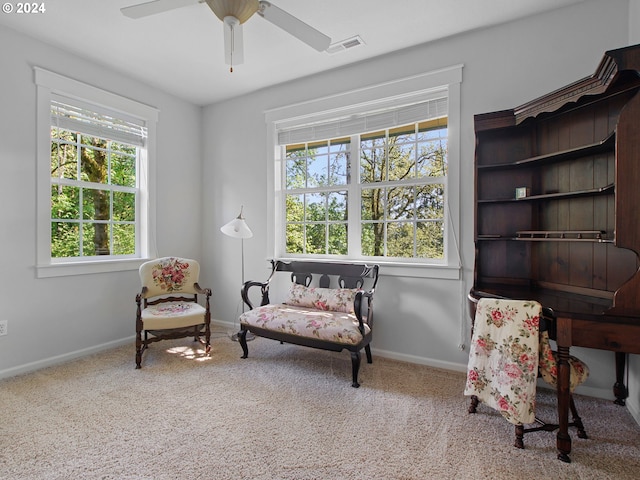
469, 44, 640, 462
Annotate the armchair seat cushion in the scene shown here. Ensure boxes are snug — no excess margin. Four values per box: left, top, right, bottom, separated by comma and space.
239, 304, 370, 345
141, 301, 206, 330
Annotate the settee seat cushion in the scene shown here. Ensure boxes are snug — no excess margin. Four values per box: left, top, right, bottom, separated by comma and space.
239, 304, 370, 345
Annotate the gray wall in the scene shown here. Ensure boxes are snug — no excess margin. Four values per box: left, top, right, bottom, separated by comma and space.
0, 25, 203, 372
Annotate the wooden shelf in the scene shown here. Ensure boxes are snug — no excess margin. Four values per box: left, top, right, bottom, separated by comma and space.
477, 231, 612, 243
478, 184, 614, 203
515, 230, 611, 243
477, 132, 615, 170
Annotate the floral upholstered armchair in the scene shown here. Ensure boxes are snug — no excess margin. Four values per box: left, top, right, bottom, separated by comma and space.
135, 257, 211, 368
464, 297, 589, 449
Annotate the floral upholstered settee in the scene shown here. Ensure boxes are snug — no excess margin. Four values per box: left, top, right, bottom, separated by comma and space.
238, 260, 379, 387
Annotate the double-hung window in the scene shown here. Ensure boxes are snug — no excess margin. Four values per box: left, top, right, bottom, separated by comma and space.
267, 65, 462, 278
35, 68, 158, 277
49, 99, 143, 258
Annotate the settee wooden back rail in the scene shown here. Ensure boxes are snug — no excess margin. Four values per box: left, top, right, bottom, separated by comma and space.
238, 259, 379, 387
241, 259, 376, 302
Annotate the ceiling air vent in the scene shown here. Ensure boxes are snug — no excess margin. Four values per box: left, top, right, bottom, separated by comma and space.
327, 35, 365, 55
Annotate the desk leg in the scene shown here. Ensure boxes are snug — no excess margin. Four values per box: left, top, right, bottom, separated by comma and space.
556, 344, 572, 462
555, 318, 572, 463
614, 352, 628, 405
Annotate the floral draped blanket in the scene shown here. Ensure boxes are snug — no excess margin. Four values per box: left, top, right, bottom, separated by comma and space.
464, 298, 542, 425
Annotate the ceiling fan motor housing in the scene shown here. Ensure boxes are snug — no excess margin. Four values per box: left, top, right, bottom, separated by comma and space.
206, 0, 259, 24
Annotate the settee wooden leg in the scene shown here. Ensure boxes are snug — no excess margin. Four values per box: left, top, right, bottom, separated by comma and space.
350, 351, 361, 388
365, 344, 373, 364
239, 329, 249, 359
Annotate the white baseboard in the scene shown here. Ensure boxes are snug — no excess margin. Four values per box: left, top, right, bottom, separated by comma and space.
212, 319, 236, 329
627, 397, 640, 425
371, 346, 468, 373
0, 336, 134, 380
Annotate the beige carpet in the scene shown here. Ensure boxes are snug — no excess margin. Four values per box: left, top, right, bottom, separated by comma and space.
1, 327, 639, 480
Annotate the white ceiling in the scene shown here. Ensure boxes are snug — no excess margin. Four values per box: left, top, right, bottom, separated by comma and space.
0, 0, 585, 106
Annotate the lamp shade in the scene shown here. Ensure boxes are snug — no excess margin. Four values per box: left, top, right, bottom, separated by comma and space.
221, 207, 253, 239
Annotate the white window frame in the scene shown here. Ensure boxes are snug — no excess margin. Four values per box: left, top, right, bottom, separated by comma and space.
265, 65, 463, 279
35, 67, 158, 277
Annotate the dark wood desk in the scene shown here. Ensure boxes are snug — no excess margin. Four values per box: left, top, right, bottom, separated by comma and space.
470, 44, 640, 463
555, 313, 640, 462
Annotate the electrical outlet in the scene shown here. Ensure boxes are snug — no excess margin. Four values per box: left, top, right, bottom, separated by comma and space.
0, 320, 7, 336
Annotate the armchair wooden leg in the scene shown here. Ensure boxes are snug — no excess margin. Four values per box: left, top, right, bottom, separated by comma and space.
239, 329, 249, 359
135, 330, 142, 369
365, 344, 373, 364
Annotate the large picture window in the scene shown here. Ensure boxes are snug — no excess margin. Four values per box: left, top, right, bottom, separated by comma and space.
35, 68, 158, 277
267, 65, 462, 278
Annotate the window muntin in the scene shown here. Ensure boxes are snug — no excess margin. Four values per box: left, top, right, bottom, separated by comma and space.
283, 119, 448, 261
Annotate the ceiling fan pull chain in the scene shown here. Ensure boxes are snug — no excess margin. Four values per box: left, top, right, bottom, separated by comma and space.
229, 21, 234, 73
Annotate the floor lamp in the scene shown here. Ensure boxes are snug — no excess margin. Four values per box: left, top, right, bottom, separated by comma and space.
220, 206, 254, 341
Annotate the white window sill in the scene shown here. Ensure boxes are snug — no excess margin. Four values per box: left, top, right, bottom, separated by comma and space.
36, 258, 149, 278
376, 261, 461, 279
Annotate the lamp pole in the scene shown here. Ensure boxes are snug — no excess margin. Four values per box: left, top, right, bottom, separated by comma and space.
220, 206, 254, 341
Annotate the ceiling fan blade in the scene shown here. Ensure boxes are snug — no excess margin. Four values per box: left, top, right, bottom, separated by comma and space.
224, 17, 244, 69
121, 0, 202, 19
257, 1, 331, 52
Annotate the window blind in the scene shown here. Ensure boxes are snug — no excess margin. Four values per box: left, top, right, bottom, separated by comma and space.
277, 96, 447, 145
51, 94, 147, 147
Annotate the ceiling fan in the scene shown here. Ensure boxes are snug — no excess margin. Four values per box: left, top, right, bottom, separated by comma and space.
121, 0, 331, 71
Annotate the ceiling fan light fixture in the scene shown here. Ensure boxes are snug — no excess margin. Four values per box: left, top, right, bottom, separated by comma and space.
206, 0, 259, 24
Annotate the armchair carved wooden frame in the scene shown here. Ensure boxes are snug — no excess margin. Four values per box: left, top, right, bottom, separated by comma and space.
135, 257, 212, 368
